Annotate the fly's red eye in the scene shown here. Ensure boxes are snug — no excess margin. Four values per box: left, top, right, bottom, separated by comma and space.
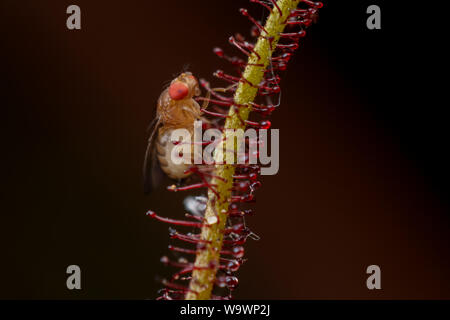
169, 81, 189, 100
188, 74, 197, 81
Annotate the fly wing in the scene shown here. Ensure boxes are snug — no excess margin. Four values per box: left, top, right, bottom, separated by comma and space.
143, 117, 164, 194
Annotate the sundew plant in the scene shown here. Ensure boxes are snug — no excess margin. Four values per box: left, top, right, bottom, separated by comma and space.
146, 0, 323, 300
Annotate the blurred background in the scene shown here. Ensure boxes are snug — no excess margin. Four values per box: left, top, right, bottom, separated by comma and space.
1, 0, 449, 299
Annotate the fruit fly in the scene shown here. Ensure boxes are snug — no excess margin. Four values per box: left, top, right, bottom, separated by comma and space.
143, 72, 205, 194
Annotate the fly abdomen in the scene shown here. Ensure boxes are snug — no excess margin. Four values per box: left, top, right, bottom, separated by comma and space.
156, 130, 192, 180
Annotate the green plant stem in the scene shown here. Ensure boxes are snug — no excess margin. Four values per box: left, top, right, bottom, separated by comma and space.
185, 0, 300, 300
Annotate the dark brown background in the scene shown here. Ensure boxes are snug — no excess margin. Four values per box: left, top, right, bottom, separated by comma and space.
1, 0, 448, 299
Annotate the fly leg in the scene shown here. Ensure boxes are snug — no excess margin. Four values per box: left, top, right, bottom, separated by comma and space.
199, 84, 238, 125
201, 83, 238, 110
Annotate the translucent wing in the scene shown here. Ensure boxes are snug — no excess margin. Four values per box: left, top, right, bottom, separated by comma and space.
143, 117, 164, 194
